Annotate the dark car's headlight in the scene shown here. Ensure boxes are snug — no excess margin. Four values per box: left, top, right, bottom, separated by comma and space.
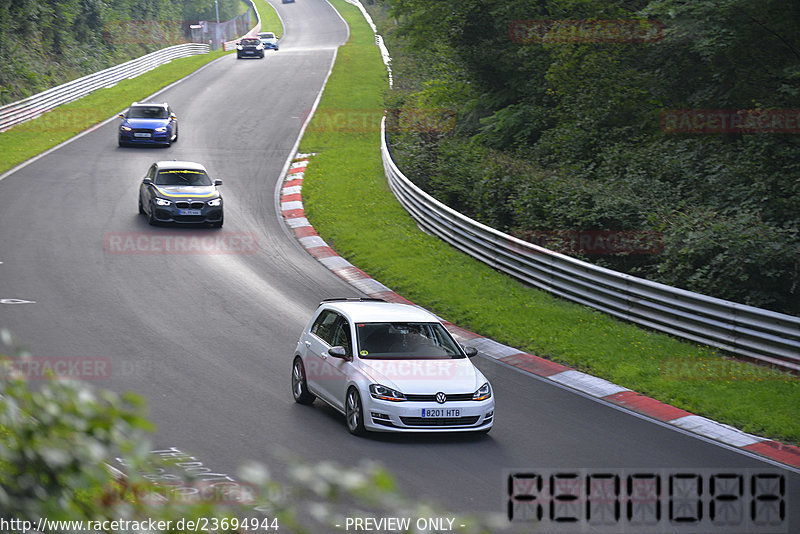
473, 383, 492, 401
207, 198, 222, 207
369, 384, 406, 402
236, 45, 243, 50
154, 198, 172, 206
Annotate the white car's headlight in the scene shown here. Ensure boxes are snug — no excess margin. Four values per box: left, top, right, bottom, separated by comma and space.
473, 382, 492, 401
207, 198, 221, 207
369, 384, 406, 402
154, 126, 167, 132
154, 198, 172, 206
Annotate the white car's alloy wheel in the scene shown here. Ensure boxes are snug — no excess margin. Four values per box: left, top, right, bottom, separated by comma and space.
292, 358, 315, 405
346, 388, 366, 436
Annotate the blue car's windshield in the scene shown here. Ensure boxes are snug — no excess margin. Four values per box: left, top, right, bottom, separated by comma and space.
128, 106, 169, 119
155, 170, 211, 186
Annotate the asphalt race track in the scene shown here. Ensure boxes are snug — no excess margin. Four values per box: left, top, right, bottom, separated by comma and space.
0, 0, 798, 528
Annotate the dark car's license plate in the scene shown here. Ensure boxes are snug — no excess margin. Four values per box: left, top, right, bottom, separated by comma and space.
178, 209, 202, 216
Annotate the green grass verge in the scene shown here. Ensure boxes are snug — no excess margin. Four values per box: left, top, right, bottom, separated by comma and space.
300, 0, 800, 445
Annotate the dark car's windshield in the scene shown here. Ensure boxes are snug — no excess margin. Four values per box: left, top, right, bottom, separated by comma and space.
241, 39, 260, 45
155, 170, 211, 186
356, 322, 464, 360
128, 106, 169, 119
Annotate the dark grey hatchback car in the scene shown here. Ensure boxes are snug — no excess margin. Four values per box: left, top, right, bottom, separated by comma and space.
138, 161, 223, 227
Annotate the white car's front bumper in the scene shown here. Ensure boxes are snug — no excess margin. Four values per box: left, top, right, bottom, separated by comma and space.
363, 396, 495, 432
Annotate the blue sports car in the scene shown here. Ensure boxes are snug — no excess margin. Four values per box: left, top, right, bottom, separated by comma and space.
258, 32, 279, 51
118, 102, 178, 147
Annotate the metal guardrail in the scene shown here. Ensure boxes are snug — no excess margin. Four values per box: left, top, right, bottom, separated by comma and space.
381, 117, 800, 372
0, 43, 210, 132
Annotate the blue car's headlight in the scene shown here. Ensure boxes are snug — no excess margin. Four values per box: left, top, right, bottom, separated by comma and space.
154, 198, 171, 206
154, 126, 167, 132
120, 125, 132, 131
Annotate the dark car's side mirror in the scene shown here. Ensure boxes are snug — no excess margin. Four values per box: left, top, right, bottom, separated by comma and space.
462, 345, 478, 358
328, 346, 349, 359
214, 179, 223, 186
142, 178, 153, 185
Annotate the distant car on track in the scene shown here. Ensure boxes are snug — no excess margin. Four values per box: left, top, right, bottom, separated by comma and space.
138, 161, 224, 227
291, 298, 494, 435
118, 102, 177, 147
236, 37, 264, 59
282, 0, 295, 3
258, 32, 279, 51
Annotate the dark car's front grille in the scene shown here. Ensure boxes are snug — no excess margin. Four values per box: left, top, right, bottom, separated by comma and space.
404, 393, 474, 402
400, 416, 480, 427
174, 215, 207, 223
175, 201, 207, 209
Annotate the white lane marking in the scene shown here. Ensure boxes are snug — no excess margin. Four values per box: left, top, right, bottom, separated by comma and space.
318, 255, 352, 269
548, 369, 630, 397
669, 415, 767, 448
285, 217, 312, 229
1, 299, 36, 304
468, 336, 530, 360
282, 185, 302, 195
298, 235, 327, 249
281, 200, 304, 211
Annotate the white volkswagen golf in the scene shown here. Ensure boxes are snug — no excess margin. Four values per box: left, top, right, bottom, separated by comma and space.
291, 298, 494, 435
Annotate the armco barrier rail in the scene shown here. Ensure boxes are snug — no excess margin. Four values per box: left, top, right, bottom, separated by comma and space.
381, 118, 800, 372
0, 43, 209, 132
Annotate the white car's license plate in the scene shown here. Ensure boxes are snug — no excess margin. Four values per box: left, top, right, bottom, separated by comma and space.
178, 209, 202, 216
134, 132, 151, 138
421, 408, 460, 418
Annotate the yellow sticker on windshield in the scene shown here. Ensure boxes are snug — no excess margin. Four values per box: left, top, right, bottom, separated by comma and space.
360, 350, 369, 356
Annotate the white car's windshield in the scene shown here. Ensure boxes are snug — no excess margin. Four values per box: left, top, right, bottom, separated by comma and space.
356, 322, 463, 360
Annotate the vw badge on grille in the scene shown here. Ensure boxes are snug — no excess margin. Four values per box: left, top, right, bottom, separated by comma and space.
436, 392, 447, 404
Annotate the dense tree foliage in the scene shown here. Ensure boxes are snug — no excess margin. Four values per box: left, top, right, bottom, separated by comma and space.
0, 0, 247, 104
375, 0, 800, 315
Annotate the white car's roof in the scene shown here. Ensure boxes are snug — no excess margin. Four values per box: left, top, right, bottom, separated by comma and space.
322, 300, 439, 323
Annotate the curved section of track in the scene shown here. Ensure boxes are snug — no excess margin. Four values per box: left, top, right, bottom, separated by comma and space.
0, 0, 797, 524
